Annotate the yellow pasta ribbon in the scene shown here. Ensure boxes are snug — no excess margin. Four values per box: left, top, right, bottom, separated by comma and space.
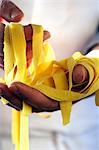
0, 23, 99, 150
53, 70, 72, 125
1, 23, 55, 150
1, 23, 47, 150
35, 52, 99, 98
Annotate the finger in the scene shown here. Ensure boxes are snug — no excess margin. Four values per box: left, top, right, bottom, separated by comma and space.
0, 23, 5, 43
0, 83, 22, 110
25, 26, 51, 67
24, 25, 51, 41
1, 0, 24, 22
0, 23, 50, 69
72, 64, 89, 84
0, 23, 5, 68
9, 82, 59, 111
26, 41, 32, 67
24, 25, 33, 41
0, 23, 5, 54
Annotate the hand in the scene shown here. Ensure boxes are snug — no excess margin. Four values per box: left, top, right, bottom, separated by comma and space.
0, 65, 89, 112
0, 0, 24, 68
0, 1, 89, 112
0, 0, 57, 112
0, 82, 60, 112
0, 0, 50, 68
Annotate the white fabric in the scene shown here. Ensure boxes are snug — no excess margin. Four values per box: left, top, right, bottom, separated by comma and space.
0, 0, 99, 150
86, 49, 99, 57
12, 0, 98, 59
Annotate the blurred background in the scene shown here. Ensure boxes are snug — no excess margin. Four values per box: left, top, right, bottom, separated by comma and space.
0, 0, 99, 150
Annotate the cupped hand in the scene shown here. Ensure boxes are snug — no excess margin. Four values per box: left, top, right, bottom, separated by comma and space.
0, 64, 89, 112
0, 82, 60, 112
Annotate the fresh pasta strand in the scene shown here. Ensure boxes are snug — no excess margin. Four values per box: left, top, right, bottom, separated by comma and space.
0, 23, 99, 150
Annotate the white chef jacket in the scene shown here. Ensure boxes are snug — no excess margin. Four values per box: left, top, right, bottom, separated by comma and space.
0, 0, 99, 150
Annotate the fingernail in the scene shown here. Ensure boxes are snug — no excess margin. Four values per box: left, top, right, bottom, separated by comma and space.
10, 10, 22, 21
9, 1, 24, 22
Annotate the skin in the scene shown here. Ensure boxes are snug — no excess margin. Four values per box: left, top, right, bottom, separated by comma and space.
0, 0, 90, 112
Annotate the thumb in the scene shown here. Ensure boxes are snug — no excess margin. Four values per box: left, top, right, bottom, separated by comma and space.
0, 0, 24, 22
72, 64, 89, 84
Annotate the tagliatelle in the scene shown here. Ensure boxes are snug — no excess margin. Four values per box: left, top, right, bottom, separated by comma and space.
34, 54, 99, 103
1, 23, 55, 150
53, 70, 72, 125
0, 23, 99, 150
